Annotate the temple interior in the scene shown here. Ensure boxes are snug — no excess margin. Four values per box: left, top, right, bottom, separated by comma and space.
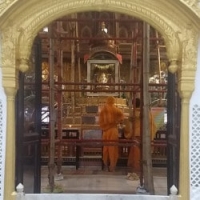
19, 11, 169, 194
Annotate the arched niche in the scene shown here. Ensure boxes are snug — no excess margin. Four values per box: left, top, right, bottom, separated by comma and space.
0, 1, 199, 200
0, 0, 190, 73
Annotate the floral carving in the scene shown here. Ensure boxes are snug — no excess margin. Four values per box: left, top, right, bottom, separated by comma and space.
17, 28, 32, 72
180, 24, 198, 70
1, 26, 16, 69
165, 32, 181, 58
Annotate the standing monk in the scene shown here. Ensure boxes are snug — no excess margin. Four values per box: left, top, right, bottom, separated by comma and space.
124, 98, 156, 173
99, 96, 124, 172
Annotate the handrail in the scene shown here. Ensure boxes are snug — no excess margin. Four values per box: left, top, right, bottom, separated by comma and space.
40, 138, 140, 147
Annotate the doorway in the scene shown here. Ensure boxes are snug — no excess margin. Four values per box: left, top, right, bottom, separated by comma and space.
15, 11, 180, 195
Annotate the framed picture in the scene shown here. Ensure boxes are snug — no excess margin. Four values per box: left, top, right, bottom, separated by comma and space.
86, 60, 119, 96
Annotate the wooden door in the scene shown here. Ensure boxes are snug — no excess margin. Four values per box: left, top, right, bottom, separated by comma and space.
167, 72, 180, 194
15, 37, 42, 193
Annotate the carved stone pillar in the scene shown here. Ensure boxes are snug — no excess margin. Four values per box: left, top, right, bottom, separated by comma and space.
0, 24, 31, 200
165, 26, 198, 199
3, 86, 17, 200
177, 27, 198, 200
1, 28, 19, 200
177, 70, 195, 200
2, 70, 18, 200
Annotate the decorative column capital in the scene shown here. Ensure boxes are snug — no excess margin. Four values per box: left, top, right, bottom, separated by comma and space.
177, 69, 196, 102
164, 32, 180, 74
1, 67, 19, 95
4, 87, 17, 100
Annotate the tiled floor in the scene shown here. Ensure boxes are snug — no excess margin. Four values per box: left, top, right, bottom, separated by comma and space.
38, 166, 167, 195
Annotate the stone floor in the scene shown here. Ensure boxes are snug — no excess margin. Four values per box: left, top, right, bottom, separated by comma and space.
36, 166, 167, 195
23, 164, 167, 195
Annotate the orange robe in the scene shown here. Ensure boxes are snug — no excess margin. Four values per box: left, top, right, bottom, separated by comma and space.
124, 109, 156, 172
99, 102, 124, 172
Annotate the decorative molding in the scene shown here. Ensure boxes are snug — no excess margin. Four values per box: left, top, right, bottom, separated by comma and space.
0, 0, 18, 16
15, 0, 182, 69
180, 0, 200, 17
0, 1, 196, 86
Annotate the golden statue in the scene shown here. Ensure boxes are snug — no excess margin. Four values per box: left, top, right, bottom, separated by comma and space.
98, 73, 108, 83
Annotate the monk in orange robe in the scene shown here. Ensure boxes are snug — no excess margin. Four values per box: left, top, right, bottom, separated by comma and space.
124, 98, 156, 173
99, 96, 124, 172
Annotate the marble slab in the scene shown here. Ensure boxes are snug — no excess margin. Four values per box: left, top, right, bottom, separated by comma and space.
24, 193, 170, 200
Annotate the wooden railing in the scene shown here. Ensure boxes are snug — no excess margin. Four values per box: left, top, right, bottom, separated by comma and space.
39, 138, 167, 168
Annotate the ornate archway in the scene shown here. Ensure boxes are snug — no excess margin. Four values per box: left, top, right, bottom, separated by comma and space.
0, 1, 199, 200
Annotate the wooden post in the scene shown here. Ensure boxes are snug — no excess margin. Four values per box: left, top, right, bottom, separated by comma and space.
142, 22, 155, 194
56, 21, 64, 177
48, 25, 56, 192
70, 19, 75, 116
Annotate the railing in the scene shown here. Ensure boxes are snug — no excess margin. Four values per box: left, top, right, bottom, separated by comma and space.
15, 183, 178, 200
39, 138, 167, 167
40, 138, 139, 167
152, 139, 167, 167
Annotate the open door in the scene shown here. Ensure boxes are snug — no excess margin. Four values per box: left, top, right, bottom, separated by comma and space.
15, 37, 42, 193
167, 72, 180, 194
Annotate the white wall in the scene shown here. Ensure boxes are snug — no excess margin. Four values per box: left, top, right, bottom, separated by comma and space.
190, 36, 200, 199
0, 36, 7, 200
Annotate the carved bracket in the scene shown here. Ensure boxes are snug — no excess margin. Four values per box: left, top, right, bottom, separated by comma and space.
164, 32, 181, 74
18, 58, 29, 73
17, 27, 32, 73
168, 60, 179, 74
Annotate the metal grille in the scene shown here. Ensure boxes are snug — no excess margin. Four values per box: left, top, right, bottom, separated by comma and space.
191, 104, 200, 199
